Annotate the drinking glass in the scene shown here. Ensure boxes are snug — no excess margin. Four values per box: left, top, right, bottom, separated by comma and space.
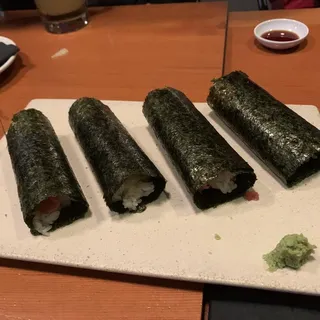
34, 0, 89, 34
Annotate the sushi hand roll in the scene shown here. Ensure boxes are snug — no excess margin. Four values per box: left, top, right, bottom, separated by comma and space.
207, 71, 320, 187
7, 109, 89, 236
69, 98, 166, 213
142, 87, 257, 210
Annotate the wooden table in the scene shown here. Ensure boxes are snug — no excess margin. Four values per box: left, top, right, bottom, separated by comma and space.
0, 2, 227, 319
225, 8, 320, 108
0, 2, 227, 129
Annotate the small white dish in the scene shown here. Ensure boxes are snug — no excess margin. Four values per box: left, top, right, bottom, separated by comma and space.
254, 18, 309, 50
0, 36, 18, 74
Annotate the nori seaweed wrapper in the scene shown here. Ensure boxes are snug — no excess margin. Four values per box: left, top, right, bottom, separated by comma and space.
7, 109, 89, 235
69, 97, 166, 213
207, 71, 320, 187
142, 87, 257, 210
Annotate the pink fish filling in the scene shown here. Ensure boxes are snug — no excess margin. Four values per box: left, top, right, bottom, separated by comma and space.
33, 195, 71, 236
37, 196, 60, 214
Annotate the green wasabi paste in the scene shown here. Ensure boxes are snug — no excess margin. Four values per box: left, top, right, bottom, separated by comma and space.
214, 234, 221, 240
263, 234, 316, 272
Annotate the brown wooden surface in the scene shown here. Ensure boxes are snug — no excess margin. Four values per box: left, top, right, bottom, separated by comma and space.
226, 8, 320, 109
0, 2, 228, 320
0, 260, 203, 320
0, 2, 227, 130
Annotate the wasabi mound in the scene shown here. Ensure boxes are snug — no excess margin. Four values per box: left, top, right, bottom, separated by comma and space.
263, 234, 316, 271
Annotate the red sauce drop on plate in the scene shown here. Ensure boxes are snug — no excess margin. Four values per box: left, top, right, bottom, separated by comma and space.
261, 30, 299, 42
244, 190, 260, 201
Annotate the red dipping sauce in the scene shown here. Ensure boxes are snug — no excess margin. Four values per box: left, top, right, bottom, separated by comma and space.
261, 30, 299, 42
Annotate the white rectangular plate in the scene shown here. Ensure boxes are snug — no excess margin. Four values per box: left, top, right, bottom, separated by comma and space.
0, 100, 319, 295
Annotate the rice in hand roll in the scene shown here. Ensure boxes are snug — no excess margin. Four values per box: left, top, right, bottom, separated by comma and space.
69, 97, 166, 213
207, 71, 320, 187
7, 109, 89, 236
143, 87, 257, 210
